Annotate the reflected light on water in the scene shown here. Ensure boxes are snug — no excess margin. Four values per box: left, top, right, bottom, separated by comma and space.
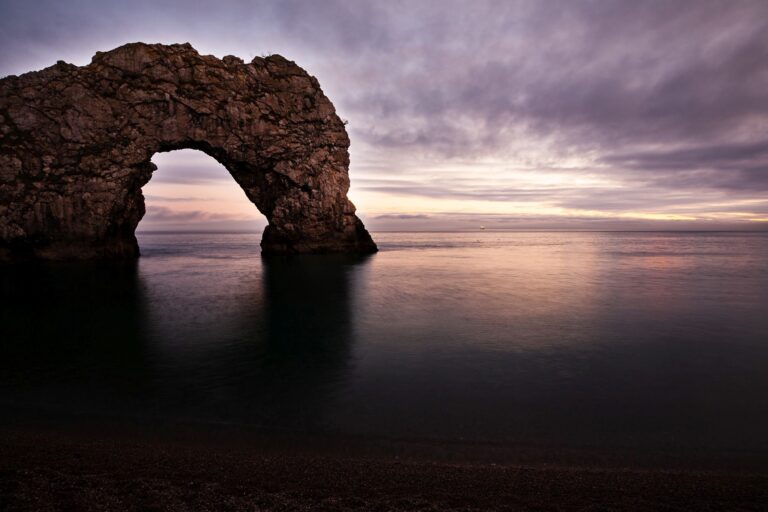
1, 231, 768, 464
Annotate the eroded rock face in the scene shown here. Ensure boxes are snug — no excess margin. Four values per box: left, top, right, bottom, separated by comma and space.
0, 42, 377, 261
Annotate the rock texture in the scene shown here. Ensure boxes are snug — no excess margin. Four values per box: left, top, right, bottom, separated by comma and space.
0, 42, 377, 262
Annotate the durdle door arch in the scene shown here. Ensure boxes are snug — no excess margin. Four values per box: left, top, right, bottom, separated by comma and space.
0, 42, 377, 262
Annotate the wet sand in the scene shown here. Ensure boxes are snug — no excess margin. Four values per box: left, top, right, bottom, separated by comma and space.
2, 429, 767, 511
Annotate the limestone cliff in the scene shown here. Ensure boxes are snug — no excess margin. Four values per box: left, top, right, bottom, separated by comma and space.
0, 42, 377, 261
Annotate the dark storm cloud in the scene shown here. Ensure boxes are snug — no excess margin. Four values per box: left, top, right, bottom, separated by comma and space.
603, 141, 768, 171
339, 1, 768, 160
265, 0, 395, 51
2, 1, 764, 159
601, 139, 768, 194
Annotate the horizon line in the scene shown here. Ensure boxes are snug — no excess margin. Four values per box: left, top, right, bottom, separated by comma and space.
137, 228, 768, 234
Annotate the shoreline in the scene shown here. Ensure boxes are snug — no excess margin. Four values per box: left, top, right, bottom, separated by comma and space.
4, 407, 768, 473
2, 426, 767, 511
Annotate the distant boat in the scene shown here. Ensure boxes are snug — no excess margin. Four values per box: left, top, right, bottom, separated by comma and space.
480, 226, 486, 230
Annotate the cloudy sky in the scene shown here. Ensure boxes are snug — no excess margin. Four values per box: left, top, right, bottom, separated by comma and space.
2, 0, 766, 231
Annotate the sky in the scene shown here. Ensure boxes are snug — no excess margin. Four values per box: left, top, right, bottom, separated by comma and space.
1, 0, 767, 231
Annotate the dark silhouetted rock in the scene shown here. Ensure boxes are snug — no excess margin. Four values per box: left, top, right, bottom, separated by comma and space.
0, 42, 377, 261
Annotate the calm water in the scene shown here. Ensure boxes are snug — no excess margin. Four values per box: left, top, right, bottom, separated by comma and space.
2, 232, 768, 464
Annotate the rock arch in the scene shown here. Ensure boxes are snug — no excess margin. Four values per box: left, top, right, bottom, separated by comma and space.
0, 43, 377, 262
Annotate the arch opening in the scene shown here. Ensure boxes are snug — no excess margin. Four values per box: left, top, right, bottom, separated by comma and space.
139, 149, 267, 236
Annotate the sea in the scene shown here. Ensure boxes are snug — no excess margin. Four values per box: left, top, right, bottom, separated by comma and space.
2, 231, 768, 468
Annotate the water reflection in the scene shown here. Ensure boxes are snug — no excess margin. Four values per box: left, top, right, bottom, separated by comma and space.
251, 255, 370, 429
137, 253, 369, 430
0, 262, 153, 412
335, 232, 768, 457
3, 232, 768, 466
0, 251, 370, 433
